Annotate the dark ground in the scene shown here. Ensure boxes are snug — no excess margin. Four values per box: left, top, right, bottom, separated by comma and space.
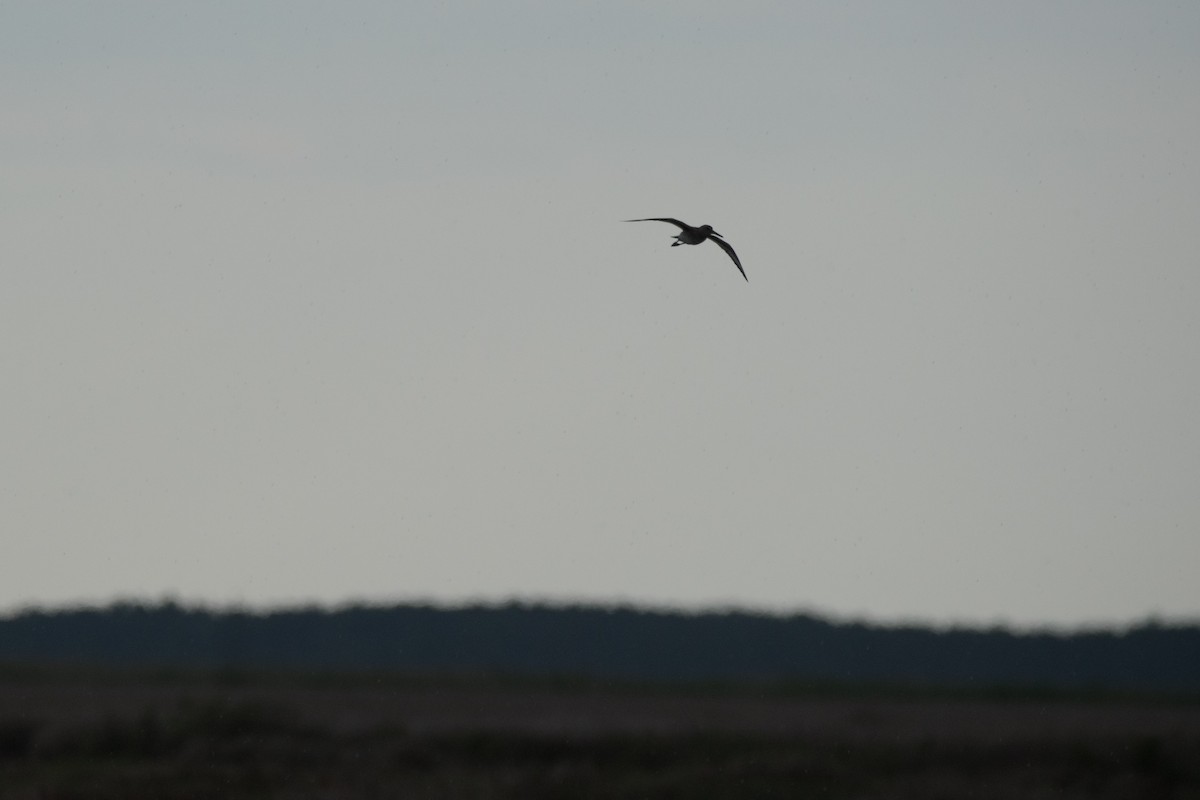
1, 668, 1198, 799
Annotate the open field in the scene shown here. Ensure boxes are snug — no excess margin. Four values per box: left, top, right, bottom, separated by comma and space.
2, 669, 1198, 799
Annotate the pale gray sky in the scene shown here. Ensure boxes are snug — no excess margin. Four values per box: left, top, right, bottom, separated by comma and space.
4, 2, 1198, 626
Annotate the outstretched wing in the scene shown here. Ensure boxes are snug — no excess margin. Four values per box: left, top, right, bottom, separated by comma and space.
623, 217, 689, 231
710, 237, 748, 282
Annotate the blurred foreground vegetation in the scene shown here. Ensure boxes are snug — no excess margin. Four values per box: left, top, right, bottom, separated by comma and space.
1, 667, 1198, 800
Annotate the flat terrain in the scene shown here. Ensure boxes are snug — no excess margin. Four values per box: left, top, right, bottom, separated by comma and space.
1, 669, 1198, 799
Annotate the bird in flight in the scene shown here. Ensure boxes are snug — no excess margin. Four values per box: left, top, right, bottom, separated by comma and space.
625, 218, 747, 282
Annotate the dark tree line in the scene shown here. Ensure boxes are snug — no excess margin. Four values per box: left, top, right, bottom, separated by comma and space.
1, 602, 1197, 692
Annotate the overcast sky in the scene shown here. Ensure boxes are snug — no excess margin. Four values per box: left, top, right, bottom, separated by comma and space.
3, 2, 1198, 626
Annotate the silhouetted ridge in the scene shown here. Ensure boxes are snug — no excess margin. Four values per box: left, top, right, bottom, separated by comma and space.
1, 602, 1197, 691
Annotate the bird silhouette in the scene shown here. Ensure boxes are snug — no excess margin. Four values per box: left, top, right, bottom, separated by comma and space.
625, 218, 747, 282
